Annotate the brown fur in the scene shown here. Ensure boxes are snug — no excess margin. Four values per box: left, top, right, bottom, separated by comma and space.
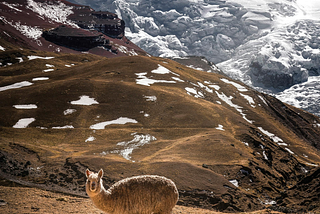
86, 169, 179, 214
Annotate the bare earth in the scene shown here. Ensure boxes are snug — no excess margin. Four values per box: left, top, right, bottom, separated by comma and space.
0, 186, 281, 214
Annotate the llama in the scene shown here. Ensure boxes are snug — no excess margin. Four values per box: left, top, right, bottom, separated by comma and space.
85, 168, 179, 214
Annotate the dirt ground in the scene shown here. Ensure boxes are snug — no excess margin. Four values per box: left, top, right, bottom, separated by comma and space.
0, 185, 282, 214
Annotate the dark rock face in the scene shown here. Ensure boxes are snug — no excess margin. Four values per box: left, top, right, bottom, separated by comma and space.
41, 5, 126, 52
42, 25, 111, 51
69, 5, 125, 38
248, 56, 309, 92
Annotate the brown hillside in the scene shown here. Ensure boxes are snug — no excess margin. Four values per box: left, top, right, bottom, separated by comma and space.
0, 49, 320, 213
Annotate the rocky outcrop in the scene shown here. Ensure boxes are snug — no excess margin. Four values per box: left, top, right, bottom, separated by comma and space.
70, 5, 125, 38
42, 25, 112, 51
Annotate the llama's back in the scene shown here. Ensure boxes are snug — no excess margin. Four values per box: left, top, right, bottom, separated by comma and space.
109, 175, 179, 214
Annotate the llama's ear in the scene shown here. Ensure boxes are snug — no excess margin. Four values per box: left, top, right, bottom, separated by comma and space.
86, 168, 91, 178
98, 168, 103, 178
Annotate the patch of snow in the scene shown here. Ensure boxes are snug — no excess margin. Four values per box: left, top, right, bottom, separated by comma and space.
0, 16, 42, 40
0, 81, 33, 92
215, 124, 225, 131
28, 55, 54, 60
313, 123, 320, 128
36, 126, 47, 129
242, 142, 249, 147
115, 45, 138, 56
261, 199, 277, 205
140, 111, 150, 117
113, 133, 157, 161
207, 84, 220, 91
171, 77, 185, 82
258, 95, 268, 106
1, 2, 22, 12
63, 109, 76, 115
229, 179, 239, 187
52, 125, 74, 129
90, 117, 138, 130
71, 95, 99, 105
13, 104, 37, 109
0, 45, 5, 51
16, 57, 23, 63
221, 78, 248, 92
240, 93, 255, 108
285, 147, 295, 155
301, 166, 308, 174
144, 95, 157, 102
263, 151, 268, 160
85, 136, 95, 142
187, 65, 204, 71
257, 127, 283, 143
135, 72, 176, 86
13, 118, 35, 128
43, 69, 54, 72
215, 91, 253, 124
65, 64, 75, 67
151, 64, 179, 76
198, 82, 213, 93
305, 163, 319, 167
45, 64, 54, 68
32, 77, 49, 81
185, 87, 204, 98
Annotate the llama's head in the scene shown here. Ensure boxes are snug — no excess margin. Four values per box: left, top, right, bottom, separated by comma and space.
86, 168, 103, 196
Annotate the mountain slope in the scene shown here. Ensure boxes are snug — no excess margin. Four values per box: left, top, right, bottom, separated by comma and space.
67, 0, 320, 117
1, 0, 320, 213
0, 0, 145, 60
0, 47, 320, 212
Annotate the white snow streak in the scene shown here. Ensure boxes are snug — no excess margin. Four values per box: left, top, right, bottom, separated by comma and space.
0, 81, 33, 92
221, 78, 248, 92
13, 104, 37, 109
28, 55, 54, 60
257, 127, 284, 143
90, 117, 138, 130
32, 77, 49, 81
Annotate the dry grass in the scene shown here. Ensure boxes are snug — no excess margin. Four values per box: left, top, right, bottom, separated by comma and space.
1, 52, 320, 213
0, 186, 282, 214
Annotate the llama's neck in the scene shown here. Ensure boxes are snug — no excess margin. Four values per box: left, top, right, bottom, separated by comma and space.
89, 181, 114, 213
